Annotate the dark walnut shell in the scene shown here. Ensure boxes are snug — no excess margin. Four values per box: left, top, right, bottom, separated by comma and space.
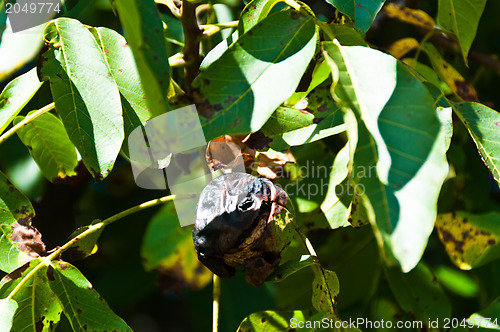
192, 173, 294, 286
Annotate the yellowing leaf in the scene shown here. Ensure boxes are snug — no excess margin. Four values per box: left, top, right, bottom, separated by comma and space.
387, 38, 419, 59
436, 212, 500, 270
422, 43, 478, 102
384, 3, 436, 30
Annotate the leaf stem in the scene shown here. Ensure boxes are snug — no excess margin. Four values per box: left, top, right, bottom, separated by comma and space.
0, 102, 55, 145
181, 0, 202, 92
200, 21, 238, 38
5, 194, 179, 301
212, 274, 220, 332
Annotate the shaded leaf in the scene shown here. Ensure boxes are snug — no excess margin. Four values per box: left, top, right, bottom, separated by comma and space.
312, 269, 339, 316
437, 0, 487, 65
0, 259, 61, 332
89, 27, 151, 155
65, 221, 104, 261
436, 212, 500, 270
421, 42, 478, 101
194, 9, 318, 141
403, 58, 452, 95
323, 41, 449, 272
0, 170, 38, 273
266, 255, 317, 282
328, 24, 367, 46
385, 263, 451, 324
384, 3, 436, 30
141, 203, 212, 293
48, 261, 131, 332
0, 68, 43, 134
453, 102, 500, 184
468, 297, 500, 330
39, 18, 124, 181
114, 0, 171, 117
0, 298, 17, 332
200, 31, 239, 72
325, 0, 386, 33
433, 265, 478, 298
14, 112, 78, 182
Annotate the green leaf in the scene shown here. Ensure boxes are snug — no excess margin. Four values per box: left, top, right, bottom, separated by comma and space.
261, 81, 345, 151
0, 260, 61, 332
114, 0, 171, 117
237, 310, 316, 331
437, 0, 487, 65
325, 0, 386, 33
385, 263, 451, 323
65, 221, 103, 261
141, 203, 212, 290
89, 27, 151, 155
194, 9, 318, 141
312, 269, 339, 316
329, 23, 368, 46
0, 170, 37, 273
323, 41, 449, 272
0, 24, 44, 81
39, 18, 124, 181
238, 0, 284, 34
0, 68, 43, 134
14, 112, 78, 182
48, 261, 131, 332
266, 255, 317, 282
433, 265, 478, 298
436, 212, 500, 270
453, 102, 500, 184
0, 298, 17, 332
468, 297, 500, 330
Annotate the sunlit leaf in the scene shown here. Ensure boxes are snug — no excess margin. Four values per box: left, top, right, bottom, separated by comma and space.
0, 259, 61, 332
114, 0, 171, 117
0, 298, 17, 332
436, 212, 500, 270
194, 9, 318, 141
468, 297, 500, 330
39, 18, 124, 181
89, 27, 151, 155
0, 68, 43, 134
437, 0, 487, 65
323, 40, 449, 272
14, 112, 78, 182
238, 310, 316, 331
48, 261, 131, 332
453, 102, 500, 184
325, 0, 386, 32
0, 22, 44, 81
312, 269, 339, 316
433, 266, 479, 298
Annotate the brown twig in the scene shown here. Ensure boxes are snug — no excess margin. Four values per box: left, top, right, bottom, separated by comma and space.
181, 0, 202, 92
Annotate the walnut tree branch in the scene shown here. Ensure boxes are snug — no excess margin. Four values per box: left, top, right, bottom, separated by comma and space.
181, 0, 202, 92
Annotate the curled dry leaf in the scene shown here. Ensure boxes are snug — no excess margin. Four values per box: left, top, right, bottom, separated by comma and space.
205, 135, 296, 179
11, 217, 46, 258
